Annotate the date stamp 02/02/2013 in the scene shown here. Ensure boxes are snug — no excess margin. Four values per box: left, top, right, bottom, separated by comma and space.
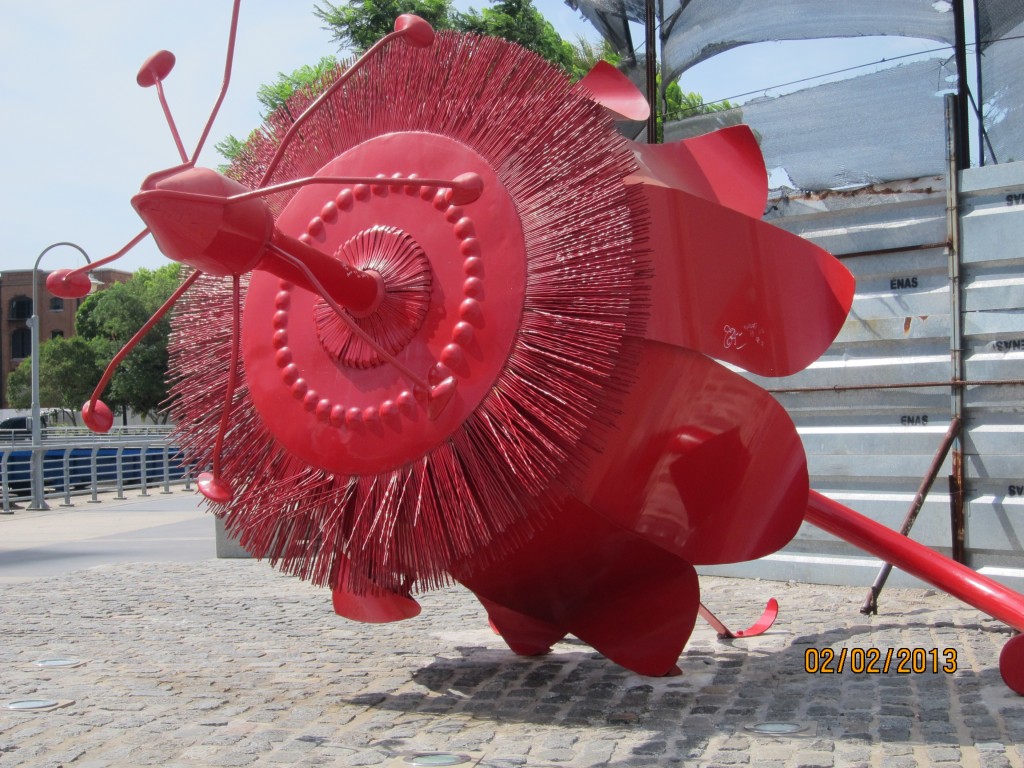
804, 647, 958, 675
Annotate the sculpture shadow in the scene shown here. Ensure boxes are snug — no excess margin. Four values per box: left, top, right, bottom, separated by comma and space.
340, 611, 1022, 768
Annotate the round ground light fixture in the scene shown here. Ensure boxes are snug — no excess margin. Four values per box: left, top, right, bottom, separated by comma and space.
6, 699, 64, 712
403, 754, 473, 766
744, 721, 809, 736
34, 658, 85, 669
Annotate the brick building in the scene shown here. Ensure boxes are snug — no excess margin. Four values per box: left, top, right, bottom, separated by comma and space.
0, 268, 131, 407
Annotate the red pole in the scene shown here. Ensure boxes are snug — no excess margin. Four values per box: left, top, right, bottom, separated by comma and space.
806, 490, 1024, 632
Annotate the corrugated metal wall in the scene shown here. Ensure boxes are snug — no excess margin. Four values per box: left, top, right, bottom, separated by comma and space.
959, 162, 1024, 586
697, 162, 1024, 591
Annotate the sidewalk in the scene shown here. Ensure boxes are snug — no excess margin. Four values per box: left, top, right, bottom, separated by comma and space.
0, 491, 1022, 767
0, 487, 212, 584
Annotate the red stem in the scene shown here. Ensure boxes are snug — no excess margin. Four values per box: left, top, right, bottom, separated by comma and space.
806, 490, 1024, 632
155, 79, 189, 163
132, 175, 463, 206
230, 175, 464, 203
267, 243, 430, 393
191, 0, 242, 163
61, 229, 151, 283
258, 28, 411, 186
86, 270, 202, 412
210, 275, 241, 480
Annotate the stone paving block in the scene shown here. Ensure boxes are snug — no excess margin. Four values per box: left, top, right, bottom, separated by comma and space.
1, 563, 1023, 767
925, 745, 962, 763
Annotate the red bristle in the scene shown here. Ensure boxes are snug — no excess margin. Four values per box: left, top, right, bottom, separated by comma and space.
168, 32, 650, 596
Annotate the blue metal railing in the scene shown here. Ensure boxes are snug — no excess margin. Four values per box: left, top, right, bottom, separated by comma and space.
1, 428, 193, 512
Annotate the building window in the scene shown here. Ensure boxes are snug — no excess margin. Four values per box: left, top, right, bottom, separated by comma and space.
11, 328, 30, 359
9, 295, 32, 320
51, 330, 64, 340
49, 297, 64, 312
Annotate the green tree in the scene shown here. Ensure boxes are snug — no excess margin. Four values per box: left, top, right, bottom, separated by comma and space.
571, 34, 619, 76
668, 87, 734, 121
213, 133, 250, 167
75, 264, 182, 422
659, 81, 734, 142
217, 0, 728, 166
219, 0, 584, 165
5, 337, 103, 423
315, 0, 580, 76
314, 0, 458, 54
5, 359, 28, 409
457, 0, 578, 76
256, 56, 341, 116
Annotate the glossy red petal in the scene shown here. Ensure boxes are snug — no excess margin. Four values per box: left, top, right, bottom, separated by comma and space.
631, 125, 768, 217
456, 492, 701, 677
640, 182, 854, 377
576, 341, 808, 566
478, 596, 566, 656
573, 60, 651, 121
332, 584, 422, 623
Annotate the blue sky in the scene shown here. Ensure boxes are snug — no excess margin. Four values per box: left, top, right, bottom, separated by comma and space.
1, 1, 947, 273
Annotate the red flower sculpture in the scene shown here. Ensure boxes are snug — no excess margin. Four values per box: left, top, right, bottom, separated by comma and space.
163, 32, 853, 676
48, 2, 1024, 693
51, 11, 854, 677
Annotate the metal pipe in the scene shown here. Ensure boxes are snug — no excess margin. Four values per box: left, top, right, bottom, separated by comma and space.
139, 444, 150, 496
60, 447, 73, 507
945, 93, 968, 564
644, 0, 657, 143
29, 242, 92, 510
161, 446, 173, 494
861, 417, 962, 614
1, 452, 12, 514
115, 447, 125, 500
974, 0, 986, 165
829, 241, 948, 260
88, 447, 100, 503
950, 455, 966, 562
952, 2, 971, 170
657, 0, 667, 134
768, 378, 1024, 395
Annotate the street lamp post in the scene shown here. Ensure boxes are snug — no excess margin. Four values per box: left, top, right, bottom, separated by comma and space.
28, 242, 92, 511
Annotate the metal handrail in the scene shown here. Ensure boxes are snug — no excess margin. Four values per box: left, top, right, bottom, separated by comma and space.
0, 426, 175, 448
0, 434, 195, 513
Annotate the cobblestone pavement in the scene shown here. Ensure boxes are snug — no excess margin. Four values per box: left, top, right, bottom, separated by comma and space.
1, 556, 1022, 767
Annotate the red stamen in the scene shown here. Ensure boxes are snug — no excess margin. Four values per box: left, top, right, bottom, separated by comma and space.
82, 270, 201, 432
197, 275, 241, 504
53, 229, 151, 298
153, 78, 189, 163
258, 17, 435, 186
191, 0, 243, 162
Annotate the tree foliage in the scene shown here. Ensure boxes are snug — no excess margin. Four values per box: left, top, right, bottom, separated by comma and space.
314, 0, 457, 54
74, 263, 182, 422
314, 0, 582, 77
216, 56, 340, 166
217, 0, 730, 164
5, 359, 28, 409
6, 264, 184, 421
5, 337, 102, 422
255, 56, 341, 116
457, 0, 582, 77
216, 57, 338, 167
